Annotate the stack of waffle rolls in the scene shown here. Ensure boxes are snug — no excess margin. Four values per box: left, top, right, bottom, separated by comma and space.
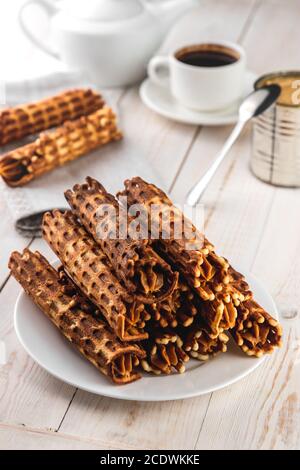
42, 210, 148, 342
10, 176, 283, 384
65, 177, 178, 303
118, 177, 239, 336
9, 250, 145, 384
0, 89, 122, 187
118, 177, 282, 356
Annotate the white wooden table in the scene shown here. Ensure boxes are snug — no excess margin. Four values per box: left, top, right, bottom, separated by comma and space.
0, 0, 299, 450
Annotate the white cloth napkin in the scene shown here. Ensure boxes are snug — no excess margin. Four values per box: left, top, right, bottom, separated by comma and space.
0, 71, 161, 223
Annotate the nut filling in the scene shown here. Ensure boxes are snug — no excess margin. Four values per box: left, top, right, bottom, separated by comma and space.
65, 177, 178, 303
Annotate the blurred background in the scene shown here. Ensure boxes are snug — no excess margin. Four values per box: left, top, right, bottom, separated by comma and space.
0, 0, 64, 81
1, 0, 298, 83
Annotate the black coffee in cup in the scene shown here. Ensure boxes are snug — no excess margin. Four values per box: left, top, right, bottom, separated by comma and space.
176, 44, 239, 68
148, 41, 245, 111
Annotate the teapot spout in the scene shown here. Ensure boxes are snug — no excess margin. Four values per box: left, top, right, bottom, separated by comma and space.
146, 0, 199, 34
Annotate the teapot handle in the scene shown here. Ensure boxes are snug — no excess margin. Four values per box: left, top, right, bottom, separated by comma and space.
18, 0, 60, 59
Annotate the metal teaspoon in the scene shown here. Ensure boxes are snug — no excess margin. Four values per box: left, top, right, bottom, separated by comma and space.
186, 84, 281, 206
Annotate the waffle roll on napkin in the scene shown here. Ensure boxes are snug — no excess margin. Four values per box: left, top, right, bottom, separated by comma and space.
0, 107, 122, 187
118, 177, 240, 336
42, 210, 149, 342
0, 88, 104, 146
9, 250, 145, 384
65, 177, 178, 303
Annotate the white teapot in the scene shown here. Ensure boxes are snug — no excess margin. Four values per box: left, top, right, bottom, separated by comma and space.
19, 0, 199, 87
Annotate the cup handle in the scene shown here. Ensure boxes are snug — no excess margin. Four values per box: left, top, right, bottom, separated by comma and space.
18, 0, 60, 59
148, 56, 170, 87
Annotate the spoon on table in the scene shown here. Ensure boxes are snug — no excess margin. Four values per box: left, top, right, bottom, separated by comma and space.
186, 84, 281, 206
15, 209, 68, 238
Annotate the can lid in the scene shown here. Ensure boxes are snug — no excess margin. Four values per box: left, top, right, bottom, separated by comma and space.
255, 71, 300, 108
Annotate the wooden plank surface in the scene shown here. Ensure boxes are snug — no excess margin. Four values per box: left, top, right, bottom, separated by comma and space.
0, 0, 299, 450
0, 423, 116, 450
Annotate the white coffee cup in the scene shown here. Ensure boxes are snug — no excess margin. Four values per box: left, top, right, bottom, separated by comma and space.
148, 41, 246, 111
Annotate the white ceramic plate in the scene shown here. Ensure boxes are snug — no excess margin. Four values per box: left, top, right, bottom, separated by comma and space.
140, 70, 257, 126
14, 263, 277, 401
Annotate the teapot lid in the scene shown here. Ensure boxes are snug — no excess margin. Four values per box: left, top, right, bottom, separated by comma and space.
60, 0, 143, 22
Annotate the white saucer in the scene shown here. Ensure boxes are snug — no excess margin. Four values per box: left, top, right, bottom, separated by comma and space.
140, 71, 257, 126
14, 261, 278, 402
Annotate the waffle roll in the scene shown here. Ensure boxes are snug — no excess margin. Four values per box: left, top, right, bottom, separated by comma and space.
190, 293, 236, 338
228, 268, 282, 357
172, 281, 198, 327
0, 88, 104, 146
186, 265, 252, 337
118, 177, 240, 335
148, 286, 181, 329
155, 241, 230, 302
9, 250, 145, 384
141, 329, 190, 375
0, 107, 122, 187
42, 210, 148, 342
182, 322, 229, 361
65, 177, 178, 303
149, 280, 198, 329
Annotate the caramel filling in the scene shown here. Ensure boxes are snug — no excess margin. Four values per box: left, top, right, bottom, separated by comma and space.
235, 313, 283, 357
257, 73, 300, 107
0, 156, 30, 183
141, 333, 189, 375
111, 354, 141, 383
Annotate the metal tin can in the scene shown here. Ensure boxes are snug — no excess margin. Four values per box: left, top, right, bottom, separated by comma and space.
251, 71, 300, 187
